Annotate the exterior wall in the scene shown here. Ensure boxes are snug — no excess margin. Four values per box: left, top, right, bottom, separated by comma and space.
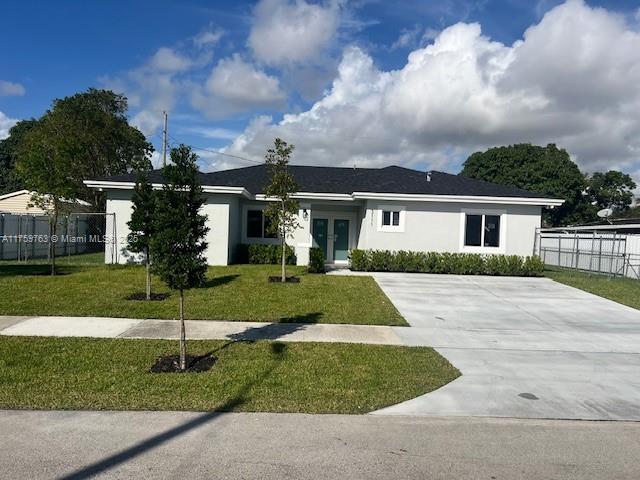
0, 192, 46, 214
105, 189, 137, 264
105, 190, 237, 266
358, 200, 541, 257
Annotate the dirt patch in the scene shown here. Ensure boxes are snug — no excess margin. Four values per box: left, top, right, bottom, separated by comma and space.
267, 276, 300, 283
126, 292, 171, 301
149, 353, 217, 373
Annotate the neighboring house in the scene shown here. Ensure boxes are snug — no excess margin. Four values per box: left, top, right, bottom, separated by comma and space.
0, 189, 92, 214
85, 165, 563, 266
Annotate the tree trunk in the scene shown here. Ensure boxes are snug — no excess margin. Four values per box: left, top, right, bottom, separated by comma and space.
281, 201, 286, 283
145, 247, 151, 301
179, 289, 187, 371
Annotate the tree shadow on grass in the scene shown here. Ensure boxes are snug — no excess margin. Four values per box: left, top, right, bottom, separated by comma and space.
0, 263, 82, 277
58, 341, 288, 480
200, 274, 239, 289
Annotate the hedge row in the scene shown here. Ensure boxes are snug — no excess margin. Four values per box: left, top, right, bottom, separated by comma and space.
349, 249, 544, 276
236, 244, 296, 265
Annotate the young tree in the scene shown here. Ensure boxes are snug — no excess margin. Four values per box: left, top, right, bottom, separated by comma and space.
127, 171, 156, 300
151, 145, 209, 371
264, 138, 299, 282
16, 119, 79, 275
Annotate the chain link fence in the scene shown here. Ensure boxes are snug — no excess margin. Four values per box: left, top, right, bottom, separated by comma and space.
536, 229, 640, 280
0, 212, 115, 265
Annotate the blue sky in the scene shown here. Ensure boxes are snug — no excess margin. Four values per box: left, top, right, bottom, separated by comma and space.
1, 0, 640, 185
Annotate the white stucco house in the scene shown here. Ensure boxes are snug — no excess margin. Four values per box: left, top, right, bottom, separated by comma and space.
85, 165, 563, 266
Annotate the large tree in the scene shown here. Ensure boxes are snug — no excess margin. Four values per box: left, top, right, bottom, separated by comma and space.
17, 88, 152, 210
150, 145, 209, 371
264, 138, 299, 282
461, 144, 590, 226
0, 119, 38, 195
586, 170, 636, 212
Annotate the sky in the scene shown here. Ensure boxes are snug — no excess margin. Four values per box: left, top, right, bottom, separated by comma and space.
1, 0, 640, 188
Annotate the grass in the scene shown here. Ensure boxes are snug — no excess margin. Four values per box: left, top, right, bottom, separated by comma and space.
0, 260, 406, 326
545, 267, 640, 311
0, 336, 459, 413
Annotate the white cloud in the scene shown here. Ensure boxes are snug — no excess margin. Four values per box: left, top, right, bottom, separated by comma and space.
180, 125, 241, 140
0, 111, 18, 139
147, 47, 194, 73
0, 80, 25, 97
222, 0, 640, 186
191, 55, 285, 117
193, 29, 224, 48
248, 0, 340, 65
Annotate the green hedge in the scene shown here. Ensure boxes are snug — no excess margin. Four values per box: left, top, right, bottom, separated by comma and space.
349, 249, 543, 276
308, 247, 325, 273
236, 244, 296, 265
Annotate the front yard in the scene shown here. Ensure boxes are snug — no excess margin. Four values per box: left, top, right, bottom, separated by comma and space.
0, 260, 406, 326
545, 267, 640, 311
0, 336, 459, 413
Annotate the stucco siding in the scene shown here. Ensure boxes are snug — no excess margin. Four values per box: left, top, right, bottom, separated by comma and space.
359, 200, 540, 257
105, 189, 136, 264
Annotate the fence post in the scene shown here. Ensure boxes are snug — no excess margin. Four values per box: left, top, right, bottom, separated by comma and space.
0, 214, 4, 260
574, 233, 580, 270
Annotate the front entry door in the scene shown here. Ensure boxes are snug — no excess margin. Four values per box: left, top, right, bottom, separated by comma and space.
312, 218, 328, 260
333, 219, 350, 262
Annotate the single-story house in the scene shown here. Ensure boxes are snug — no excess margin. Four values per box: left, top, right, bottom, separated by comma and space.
0, 189, 92, 214
85, 165, 563, 266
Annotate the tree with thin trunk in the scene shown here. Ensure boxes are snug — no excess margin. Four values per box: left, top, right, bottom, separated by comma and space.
16, 119, 77, 275
127, 171, 156, 300
150, 145, 209, 371
264, 138, 299, 282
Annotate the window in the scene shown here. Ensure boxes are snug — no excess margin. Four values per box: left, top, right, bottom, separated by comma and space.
382, 210, 400, 227
246, 209, 277, 239
464, 213, 501, 248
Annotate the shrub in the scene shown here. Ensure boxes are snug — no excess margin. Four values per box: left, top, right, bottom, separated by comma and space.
308, 247, 325, 273
348, 249, 543, 277
237, 244, 296, 265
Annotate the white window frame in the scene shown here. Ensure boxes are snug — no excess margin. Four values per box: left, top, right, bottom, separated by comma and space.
377, 205, 406, 233
459, 208, 506, 254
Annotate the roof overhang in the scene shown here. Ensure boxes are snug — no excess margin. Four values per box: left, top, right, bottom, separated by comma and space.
83, 180, 251, 198
351, 192, 564, 207
85, 180, 563, 207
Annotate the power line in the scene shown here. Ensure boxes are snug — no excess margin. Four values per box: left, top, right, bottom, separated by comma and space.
167, 134, 263, 165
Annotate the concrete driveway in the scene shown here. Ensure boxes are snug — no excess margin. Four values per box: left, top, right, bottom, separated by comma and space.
371, 273, 640, 420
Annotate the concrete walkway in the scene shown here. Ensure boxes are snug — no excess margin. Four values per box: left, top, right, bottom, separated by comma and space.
0, 315, 404, 345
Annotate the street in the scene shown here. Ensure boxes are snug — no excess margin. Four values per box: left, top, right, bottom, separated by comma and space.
1, 410, 638, 479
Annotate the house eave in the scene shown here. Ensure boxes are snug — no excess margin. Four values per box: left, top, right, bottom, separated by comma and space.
83, 180, 252, 198
351, 192, 564, 207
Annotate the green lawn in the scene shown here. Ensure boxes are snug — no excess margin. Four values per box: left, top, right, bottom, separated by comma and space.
0, 261, 406, 325
545, 267, 640, 311
0, 336, 459, 413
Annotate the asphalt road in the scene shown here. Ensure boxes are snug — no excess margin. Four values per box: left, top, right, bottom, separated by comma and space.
1, 410, 639, 480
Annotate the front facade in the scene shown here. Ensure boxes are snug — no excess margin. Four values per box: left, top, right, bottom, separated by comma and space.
86, 165, 563, 266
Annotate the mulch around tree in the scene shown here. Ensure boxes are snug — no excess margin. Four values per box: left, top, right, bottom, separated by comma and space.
149, 353, 217, 373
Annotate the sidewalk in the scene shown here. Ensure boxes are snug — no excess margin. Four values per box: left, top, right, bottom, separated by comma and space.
0, 315, 404, 345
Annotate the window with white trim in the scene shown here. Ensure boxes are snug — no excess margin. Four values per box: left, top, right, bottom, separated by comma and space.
382, 210, 401, 227
246, 210, 277, 239
464, 213, 501, 247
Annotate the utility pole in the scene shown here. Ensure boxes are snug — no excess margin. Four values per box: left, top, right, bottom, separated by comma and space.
162, 111, 168, 167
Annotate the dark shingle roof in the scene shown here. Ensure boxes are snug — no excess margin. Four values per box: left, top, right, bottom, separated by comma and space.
97, 164, 550, 198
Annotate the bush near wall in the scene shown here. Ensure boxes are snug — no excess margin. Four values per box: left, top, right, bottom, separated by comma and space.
236, 244, 296, 265
308, 247, 325, 273
349, 249, 544, 277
